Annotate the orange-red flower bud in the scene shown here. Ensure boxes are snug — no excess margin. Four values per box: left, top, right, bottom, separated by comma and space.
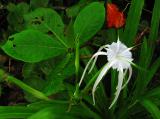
106, 3, 125, 28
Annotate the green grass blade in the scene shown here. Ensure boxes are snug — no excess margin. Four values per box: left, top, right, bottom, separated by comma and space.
133, 38, 148, 97
133, 0, 160, 97
145, 87, 160, 99
140, 99, 160, 119
123, 0, 144, 46
145, 56, 160, 88
147, 0, 160, 63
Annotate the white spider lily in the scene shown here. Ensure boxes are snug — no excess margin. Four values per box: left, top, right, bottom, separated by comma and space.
79, 37, 133, 109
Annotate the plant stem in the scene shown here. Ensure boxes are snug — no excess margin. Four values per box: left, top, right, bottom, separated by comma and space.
75, 36, 80, 82
74, 35, 80, 98
0, 69, 51, 101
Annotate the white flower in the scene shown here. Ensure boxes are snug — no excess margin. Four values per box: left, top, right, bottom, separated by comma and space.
79, 37, 133, 109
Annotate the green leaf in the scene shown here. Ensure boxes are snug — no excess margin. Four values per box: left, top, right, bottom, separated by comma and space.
66, 4, 81, 18
28, 101, 101, 119
123, 0, 144, 46
0, 106, 36, 119
28, 107, 76, 119
133, 38, 148, 96
4, 74, 50, 101
2, 29, 66, 63
23, 76, 46, 102
24, 8, 68, 48
74, 2, 105, 45
64, 21, 75, 47
149, 0, 160, 43
144, 56, 160, 89
27, 100, 68, 109
133, 0, 160, 98
147, 0, 160, 63
30, 0, 49, 9
24, 8, 64, 37
140, 99, 160, 119
145, 87, 160, 99
43, 54, 75, 96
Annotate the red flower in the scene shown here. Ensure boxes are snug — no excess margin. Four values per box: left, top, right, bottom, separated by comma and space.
106, 3, 125, 28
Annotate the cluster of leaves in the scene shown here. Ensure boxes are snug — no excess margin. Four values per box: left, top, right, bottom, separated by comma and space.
0, 0, 160, 119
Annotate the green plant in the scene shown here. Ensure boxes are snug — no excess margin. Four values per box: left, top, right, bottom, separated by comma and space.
0, 0, 160, 119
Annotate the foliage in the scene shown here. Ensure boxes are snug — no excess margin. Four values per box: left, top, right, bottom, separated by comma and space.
0, 0, 160, 119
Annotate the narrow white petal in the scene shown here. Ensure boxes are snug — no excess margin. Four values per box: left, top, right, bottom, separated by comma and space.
88, 45, 108, 73
79, 56, 94, 86
79, 51, 108, 86
92, 61, 115, 105
109, 70, 124, 109
88, 51, 108, 73
122, 67, 132, 89
120, 47, 132, 55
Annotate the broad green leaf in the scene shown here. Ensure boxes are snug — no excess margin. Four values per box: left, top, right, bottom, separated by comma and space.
64, 21, 75, 47
140, 99, 160, 119
24, 8, 64, 37
0, 106, 36, 118
30, 0, 49, 9
123, 0, 144, 46
66, 4, 81, 18
74, 2, 105, 45
24, 8, 68, 48
2, 29, 66, 63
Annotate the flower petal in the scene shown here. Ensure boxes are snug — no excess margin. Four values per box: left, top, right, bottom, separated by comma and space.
122, 67, 132, 89
92, 61, 115, 105
88, 51, 108, 73
79, 51, 108, 86
109, 69, 124, 109
89, 45, 108, 73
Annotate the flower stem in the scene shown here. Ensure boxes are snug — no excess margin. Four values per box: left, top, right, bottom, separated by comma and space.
75, 35, 80, 82
74, 35, 80, 98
